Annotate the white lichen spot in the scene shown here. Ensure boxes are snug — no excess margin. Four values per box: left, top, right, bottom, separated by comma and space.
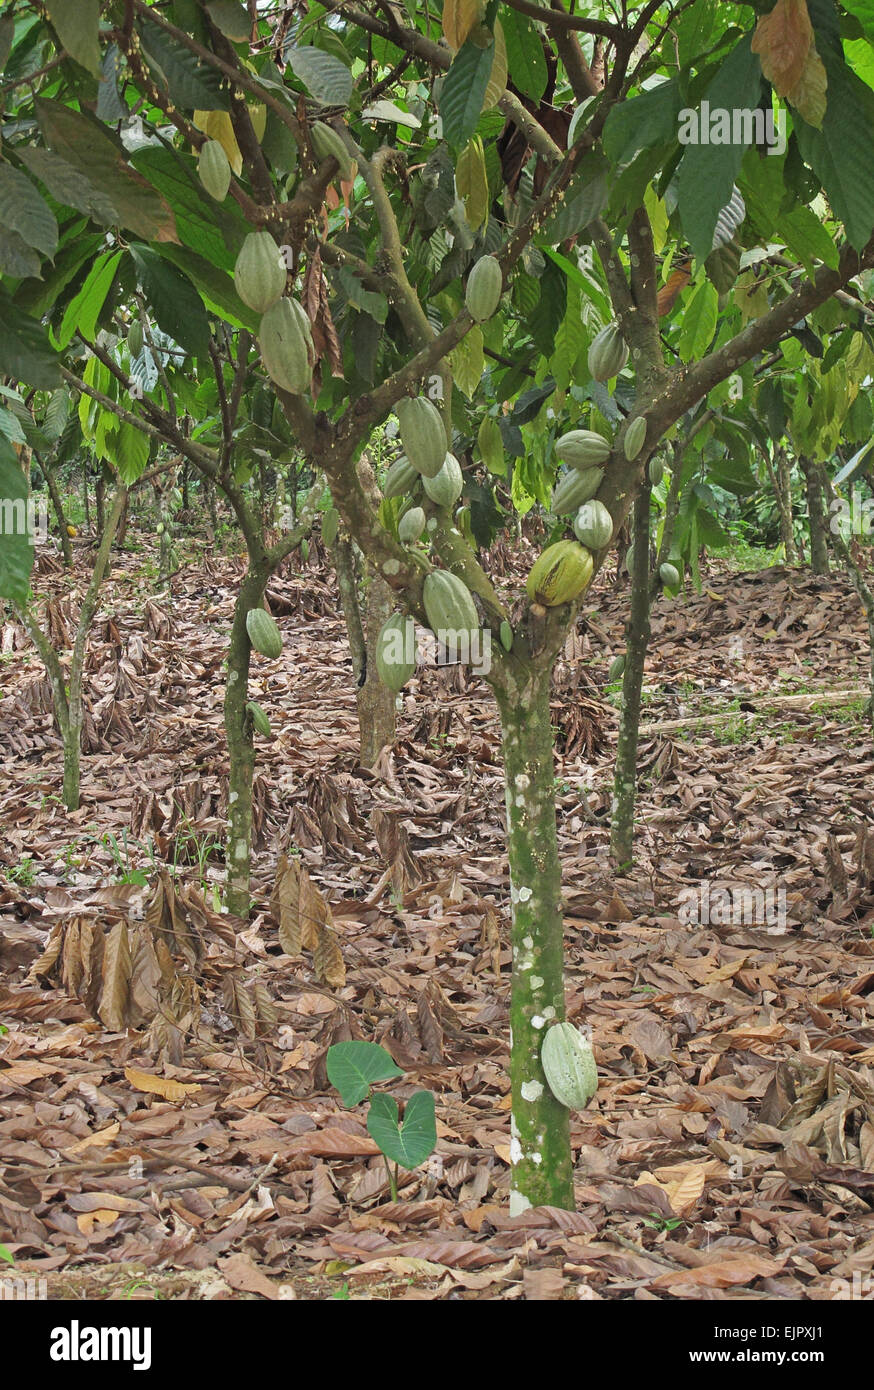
521, 1080, 543, 1103
510, 1112, 520, 1140
518, 886, 532, 903
523, 935, 534, 950
543, 1006, 556, 1020
520, 960, 532, 971
531, 1152, 542, 1165
228, 670, 239, 684
229, 792, 238, 804
530, 975, 544, 990
514, 774, 530, 791
515, 794, 525, 807
509, 1189, 532, 1218
532, 1015, 546, 1029
510, 1136, 522, 1165
510, 885, 520, 904
426, 517, 438, 531
234, 841, 248, 861
382, 559, 401, 576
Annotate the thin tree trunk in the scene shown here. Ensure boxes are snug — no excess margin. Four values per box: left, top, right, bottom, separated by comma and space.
773, 447, 797, 563
495, 668, 574, 1214
224, 565, 269, 917
800, 455, 829, 574
42, 458, 73, 567
655, 441, 683, 570
819, 466, 874, 730
611, 483, 652, 870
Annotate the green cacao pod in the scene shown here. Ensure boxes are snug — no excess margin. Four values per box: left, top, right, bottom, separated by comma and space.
526, 540, 594, 607
234, 231, 286, 313
541, 1022, 597, 1110
259, 297, 312, 395
423, 570, 479, 636
383, 455, 418, 499
588, 322, 629, 381
199, 139, 231, 201
608, 654, 625, 681
246, 607, 283, 659
555, 429, 611, 470
624, 415, 647, 461
573, 499, 613, 550
376, 613, 416, 692
550, 467, 602, 515
300, 538, 309, 562
499, 620, 513, 652
311, 121, 355, 180
465, 255, 503, 322
422, 451, 463, 507
660, 561, 680, 588
246, 700, 272, 737
397, 397, 447, 479
127, 320, 144, 358
322, 506, 340, 546
648, 455, 664, 487
455, 504, 474, 546
625, 544, 635, 575
398, 506, 426, 544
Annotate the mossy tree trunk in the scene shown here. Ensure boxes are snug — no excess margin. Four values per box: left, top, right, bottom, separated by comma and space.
40, 454, 73, 567
800, 454, 830, 574
773, 447, 798, 564
495, 662, 574, 1214
224, 564, 269, 917
820, 465, 874, 730
610, 482, 652, 870
331, 534, 397, 766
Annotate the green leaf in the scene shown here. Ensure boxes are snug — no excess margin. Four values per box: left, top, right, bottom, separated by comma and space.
603, 79, 682, 165
326, 1041, 403, 1107
206, 0, 251, 42
366, 1090, 437, 1171
0, 228, 41, 280
45, 0, 102, 77
0, 436, 34, 605
0, 166, 58, 259
451, 325, 484, 398
287, 46, 353, 107
781, 204, 840, 273
0, 16, 14, 72
132, 146, 246, 269
440, 38, 494, 150
678, 279, 718, 362
794, 8, 874, 251
36, 101, 178, 244
16, 147, 119, 225
52, 250, 123, 351
676, 37, 764, 263
138, 17, 227, 110
130, 244, 210, 358
156, 243, 259, 331
500, 8, 546, 101
109, 419, 150, 483
0, 289, 61, 388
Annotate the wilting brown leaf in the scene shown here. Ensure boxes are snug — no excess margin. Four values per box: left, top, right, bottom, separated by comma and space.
751, 0, 813, 95
123, 1067, 201, 1101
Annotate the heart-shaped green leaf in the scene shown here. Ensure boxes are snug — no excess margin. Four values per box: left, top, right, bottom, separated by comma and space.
326, 1041, 403, 1107
366, 1090, 437, 1171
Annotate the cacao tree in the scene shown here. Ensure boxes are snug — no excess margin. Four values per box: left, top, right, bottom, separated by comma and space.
3, 0, 874, 1213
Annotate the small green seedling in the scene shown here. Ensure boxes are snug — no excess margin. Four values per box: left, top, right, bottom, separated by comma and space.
326, 1041, 437, 1201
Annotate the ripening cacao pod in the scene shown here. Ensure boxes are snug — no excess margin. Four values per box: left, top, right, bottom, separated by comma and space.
199, 139, 231, 201
526, 540, 594, 607
398, 506, 426, 544
246, 607, 283, 659
423, 570, 479, 636
623, 415, 647, 460
322, 506, 340, 546
383, 455, 418, 499
422, 452, 463, 507
541, 1022, 598, 1110
648, 455, 664, 487
555, 429, 611, 469
608, 654, 625, 680
660, 561, 680, 588
465, 255, 503, 322
376, 613, 416, 692
550, 467, 602, 515
234, 231, 286, 313
246, 701, 272, 736
127, 320, 144, 358
588, 322, 629, 381
259, 297, 312, 395
397, 397, 447, 478
311, 121, 355, 180
573, 499, 613, 550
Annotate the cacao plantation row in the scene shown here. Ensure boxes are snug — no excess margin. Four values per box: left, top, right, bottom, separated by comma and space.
1, 0, 874, 1323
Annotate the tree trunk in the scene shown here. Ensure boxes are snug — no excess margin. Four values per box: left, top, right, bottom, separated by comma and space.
495, 668, 574, 1214
331, 535, 397, 766
820, 466, 874, 730
42, 459, 73, 567
800, 455, 829, 574
773, 447, 797, 563
224, 566, 269, 918
611, 483, 652, 870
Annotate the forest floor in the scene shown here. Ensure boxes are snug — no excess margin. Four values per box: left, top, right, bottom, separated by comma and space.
1, 528, 873, 1301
